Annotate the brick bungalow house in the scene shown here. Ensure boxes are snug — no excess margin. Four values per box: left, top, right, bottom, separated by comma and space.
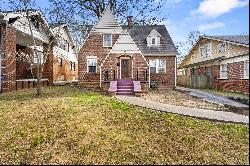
78, 8, 178, 95
178, 35, 249, 94
0, 10, 78, 93
50, 23, 78, 82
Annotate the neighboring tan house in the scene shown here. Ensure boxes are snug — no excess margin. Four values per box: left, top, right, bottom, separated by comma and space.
50, 23, 78, 82
178, 35, 249, 94
78, 8, 178, 95
0, 10, 78, 93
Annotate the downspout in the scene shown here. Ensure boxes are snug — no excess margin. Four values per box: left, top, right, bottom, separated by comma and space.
99, 66, 102, 88
175, 56, 177, 88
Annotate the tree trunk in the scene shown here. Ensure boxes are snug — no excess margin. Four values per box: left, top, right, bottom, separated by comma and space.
36, 64, 41, 96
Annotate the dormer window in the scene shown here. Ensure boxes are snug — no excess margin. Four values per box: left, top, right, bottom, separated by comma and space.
147, 29, 161, 47
152, 38, 156, 45
103, 34, 112, 47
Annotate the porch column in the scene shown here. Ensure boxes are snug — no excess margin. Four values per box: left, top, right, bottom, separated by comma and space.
148, 67, 151, 88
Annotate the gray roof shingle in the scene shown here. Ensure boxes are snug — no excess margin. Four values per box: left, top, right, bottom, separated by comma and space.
204, 35, 249, 46
122, 25, 178, 56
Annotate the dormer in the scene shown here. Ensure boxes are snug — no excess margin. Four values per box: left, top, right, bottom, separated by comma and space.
147, 29, 161, 47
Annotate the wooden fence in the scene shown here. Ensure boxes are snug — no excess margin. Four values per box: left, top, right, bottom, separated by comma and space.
177, 75, 213, 89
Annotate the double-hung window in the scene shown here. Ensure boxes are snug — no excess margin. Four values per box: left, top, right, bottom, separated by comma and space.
151, 38, 156, 46
103, 34, 112, 47
220, 64, 228, 79
149, 59, 166, 74
200, 44, 211, 58
87, 57, 97, 73
218, 43, 226, 53
244, 60, 249, 79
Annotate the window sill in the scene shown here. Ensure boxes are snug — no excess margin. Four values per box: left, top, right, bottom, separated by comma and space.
218, 77, 228, 80
87, 72, 97, 74
103, 46, 112, 48
241, 77, 249, 80
150, 73, 166, 75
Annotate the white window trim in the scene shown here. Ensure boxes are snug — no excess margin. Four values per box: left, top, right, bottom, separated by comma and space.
243, 60, 249, 79
86, 56, 97, 73
219, 64, 228, 79
103, 34, 112, 48
149, 59, 166, 74
151, 37, 157, 46
200, 44, 211, 58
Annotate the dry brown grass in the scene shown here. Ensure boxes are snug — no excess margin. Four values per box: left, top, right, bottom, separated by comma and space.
0, 86, 249, 165
141, 90, 230, 111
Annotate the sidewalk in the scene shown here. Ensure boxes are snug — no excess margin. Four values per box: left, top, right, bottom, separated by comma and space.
116, 95, 249, 124
176, 86, 249, 108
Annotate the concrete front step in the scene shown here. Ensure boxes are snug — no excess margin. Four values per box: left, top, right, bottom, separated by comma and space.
116, 92, 135, 96
116, 79, 135, 96
117, 89, 134, 92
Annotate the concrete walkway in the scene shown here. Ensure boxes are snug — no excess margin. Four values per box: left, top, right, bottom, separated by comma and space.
116, 95, 249, 124
176, 86, 249, 108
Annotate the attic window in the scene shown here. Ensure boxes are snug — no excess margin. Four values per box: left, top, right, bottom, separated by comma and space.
152, 38, 156, 45
103, 34, 112, 47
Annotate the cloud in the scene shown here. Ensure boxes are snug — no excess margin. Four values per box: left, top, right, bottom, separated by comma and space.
191, 0, 249, 18
198, 22, 225, 31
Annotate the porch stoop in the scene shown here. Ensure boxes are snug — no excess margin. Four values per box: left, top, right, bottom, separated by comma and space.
108, 79, 143, 96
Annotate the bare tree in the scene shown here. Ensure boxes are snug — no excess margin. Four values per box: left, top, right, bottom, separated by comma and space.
47, 0, 168, 50
176, 31, 205, 64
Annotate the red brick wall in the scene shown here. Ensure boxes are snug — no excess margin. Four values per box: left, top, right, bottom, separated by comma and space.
146, 56, 176, 89
213, 61, 249, 94
0, 25, 16, 93
78, 32, 119, 87
188, 63, 249, 94
53, 56, 78, 82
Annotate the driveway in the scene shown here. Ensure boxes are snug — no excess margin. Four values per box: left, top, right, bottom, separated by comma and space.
116, 95, 249, 124
176, 86, 249, 108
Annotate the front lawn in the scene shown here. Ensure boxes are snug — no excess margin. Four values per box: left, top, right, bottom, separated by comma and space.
0, 86, 249, 165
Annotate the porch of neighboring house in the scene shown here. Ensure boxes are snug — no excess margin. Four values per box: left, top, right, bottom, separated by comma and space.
14, 21, 53, 91
0, 17, 53, 93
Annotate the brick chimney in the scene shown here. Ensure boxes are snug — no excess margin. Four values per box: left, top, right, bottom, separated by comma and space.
127, 16, 133, 29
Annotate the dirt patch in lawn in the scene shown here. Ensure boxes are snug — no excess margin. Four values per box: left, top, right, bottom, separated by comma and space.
141, 90, 231, 112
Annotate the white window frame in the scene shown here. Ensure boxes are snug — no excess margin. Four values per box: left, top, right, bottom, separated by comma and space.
219, 64, 228, 79
151, 37, 157, 46
86, 56, 97, 73
200, 44, 211, 58
149, 59, 166, 74
243, 60, 249, 79
218, 43, 226, 53
103, 34, 112, 47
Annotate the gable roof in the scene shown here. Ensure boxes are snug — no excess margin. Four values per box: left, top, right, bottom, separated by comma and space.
110, 33, 141, 54
122, 25, 178, 56
179, 34, 249, 68
92, 8, 124, 34
49, 23, 75, 46
148, 29, 162, 37
203, 35, 249, 46
1, 9, 50, 29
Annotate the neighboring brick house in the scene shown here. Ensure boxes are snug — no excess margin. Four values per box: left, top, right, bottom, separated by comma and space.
50, 23, 78, 81
178, 35, 249, 94
0, 10, 78, 93
78, 8, 178, 95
